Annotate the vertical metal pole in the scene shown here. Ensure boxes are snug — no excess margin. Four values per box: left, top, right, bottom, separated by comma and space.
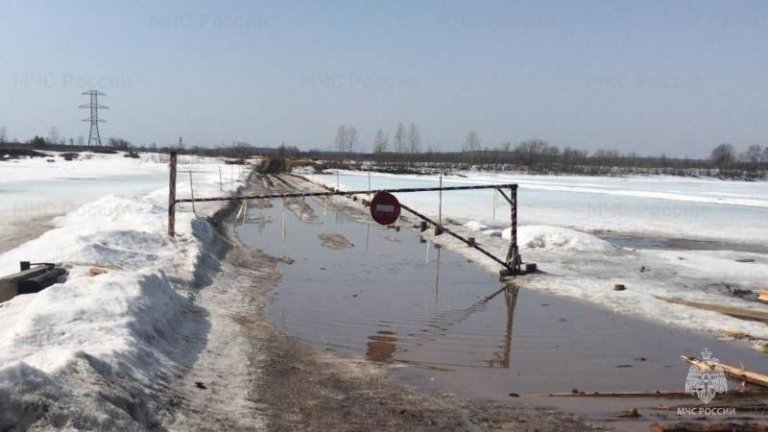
219, 166, 223, 191
505, 186, 519, 273
511, 186, 517, 252
188, 171, 196, 214
438, 171, 443, 225
168, 151, 177, 237
492, 190, 497, 222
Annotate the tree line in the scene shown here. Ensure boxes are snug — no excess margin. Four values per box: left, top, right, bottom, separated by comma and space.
3, 123, 767, 179
336, 122, 422, 153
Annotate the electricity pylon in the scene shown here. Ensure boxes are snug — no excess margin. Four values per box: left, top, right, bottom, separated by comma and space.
79, 90, 108, 147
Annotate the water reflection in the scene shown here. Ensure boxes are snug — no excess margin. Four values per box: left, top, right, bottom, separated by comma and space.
240, 194, 523, 372
366, 330, 398, 363
363, 280, 521, 369
487, 285, 519, 369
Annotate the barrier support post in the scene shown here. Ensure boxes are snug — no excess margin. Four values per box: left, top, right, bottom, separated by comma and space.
168, 151, 177, 237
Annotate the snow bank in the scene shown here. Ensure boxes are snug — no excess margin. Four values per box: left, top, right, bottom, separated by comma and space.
0, 155, 250, 428
462, 221, 489, 232
506, 225, 616, 253
465, 221, 614, 252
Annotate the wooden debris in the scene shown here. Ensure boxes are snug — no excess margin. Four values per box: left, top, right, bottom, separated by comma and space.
682, 355, 768, 388
89, 267, 108, 277
657, 296, 768, 324
550, 390, 695, 398
722, 330, 750, 340
728, 286, 753, 297
735, 258, 756, 263
617, 407, 640, 418
758, 288, 768, 304
754, 340, 768, 353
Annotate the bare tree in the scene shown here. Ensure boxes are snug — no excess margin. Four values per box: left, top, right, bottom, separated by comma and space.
373, 129, 388, 153
561, 147, 588, 165
393, 122, 406, 153
108, 137, 132, 149
762, 146, 768, 164
515, 138, 556, 165
407, 123, 422, 153
77, 135, 85, 147
741, 144, 762, 164
335, 125, 348, 152
0, 126, 6, 144
463, 130, 481, 152
710, 143, 735, 168
347, 126, 359, 153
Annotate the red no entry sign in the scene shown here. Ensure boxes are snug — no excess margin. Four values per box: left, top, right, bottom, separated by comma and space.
370, 191, 401, 225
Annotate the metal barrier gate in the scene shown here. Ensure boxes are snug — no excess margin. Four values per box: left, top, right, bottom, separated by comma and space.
167, 152, 535, 276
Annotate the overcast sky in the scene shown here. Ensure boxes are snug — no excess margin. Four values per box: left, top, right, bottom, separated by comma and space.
1, 0, 767, 157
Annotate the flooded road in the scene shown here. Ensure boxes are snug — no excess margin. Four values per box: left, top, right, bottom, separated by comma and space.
235, 192, 768, 428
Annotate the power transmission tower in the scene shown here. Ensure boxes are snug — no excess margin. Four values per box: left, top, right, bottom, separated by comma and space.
79, 90, 108, 147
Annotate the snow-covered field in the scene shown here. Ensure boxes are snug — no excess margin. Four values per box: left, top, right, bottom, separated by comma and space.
305, 169, 768, 348
0, 152, 249, 428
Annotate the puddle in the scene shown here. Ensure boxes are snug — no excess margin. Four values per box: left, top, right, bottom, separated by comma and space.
236, 196, 768, 428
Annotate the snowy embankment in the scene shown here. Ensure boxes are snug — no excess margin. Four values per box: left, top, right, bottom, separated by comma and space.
0, 153, 249, 428
0, 152, 171, 254
304, 169, 768, 349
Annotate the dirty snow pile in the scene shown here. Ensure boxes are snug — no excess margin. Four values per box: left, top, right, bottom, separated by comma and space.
0, 155, 249, 429
503, 225, 615, 253
306, 169, 768, 345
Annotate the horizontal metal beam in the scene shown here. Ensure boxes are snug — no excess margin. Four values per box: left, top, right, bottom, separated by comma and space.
398, 202, 513, 271
174, 183, 518, 204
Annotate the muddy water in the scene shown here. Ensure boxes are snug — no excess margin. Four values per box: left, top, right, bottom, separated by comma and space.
236, 197, 768, 428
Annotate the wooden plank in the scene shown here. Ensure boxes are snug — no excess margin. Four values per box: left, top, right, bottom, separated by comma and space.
758, 288, 768, 304
656, 296, 768, 324
682, 356, 768, 388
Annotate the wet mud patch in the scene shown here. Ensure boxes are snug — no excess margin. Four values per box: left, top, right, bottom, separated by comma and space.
319, 233, 354, 250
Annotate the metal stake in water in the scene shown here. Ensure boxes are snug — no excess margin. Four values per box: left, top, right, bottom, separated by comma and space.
188, 171, 196, 214
492, 189, 497, 222
281, 200, 288, 251
438, 171, 443, 226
